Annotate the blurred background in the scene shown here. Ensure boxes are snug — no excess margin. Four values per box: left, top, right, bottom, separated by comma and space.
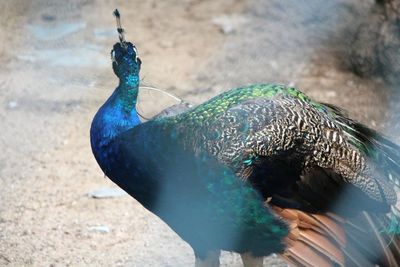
0, 0, 399, 266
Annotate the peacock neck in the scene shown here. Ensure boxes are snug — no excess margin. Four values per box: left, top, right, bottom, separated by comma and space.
118, 73, 140, 112
90, 74, 141, 162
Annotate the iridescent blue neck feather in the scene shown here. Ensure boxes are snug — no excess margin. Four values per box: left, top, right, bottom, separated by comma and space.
90, 42, 141, 171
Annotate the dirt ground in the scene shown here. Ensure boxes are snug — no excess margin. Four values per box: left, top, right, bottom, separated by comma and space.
1, 0, 399, 266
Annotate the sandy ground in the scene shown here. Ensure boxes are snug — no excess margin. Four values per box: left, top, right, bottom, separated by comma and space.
1, 0, 399, 266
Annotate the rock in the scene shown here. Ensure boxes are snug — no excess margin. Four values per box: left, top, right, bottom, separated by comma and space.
88, 225, 110, 234
7, 101, 18, 109
41, 14, 56, 22
212, 14, 247, 34
88, 187, 128, 199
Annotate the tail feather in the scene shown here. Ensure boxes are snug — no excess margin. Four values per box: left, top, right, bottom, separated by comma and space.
273, 207, 346, 266
342, 242, 376, 267
345, 212, 400, 267
273, 206, 400, 267
284, 240, 335, 267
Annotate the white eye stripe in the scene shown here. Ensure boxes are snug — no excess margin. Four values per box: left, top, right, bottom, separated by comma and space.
110, 47, 138, 63
133, 46, 139, 62
111, 50, 116, 62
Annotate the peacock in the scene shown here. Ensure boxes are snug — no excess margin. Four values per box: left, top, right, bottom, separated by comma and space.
90, 10, 400, 267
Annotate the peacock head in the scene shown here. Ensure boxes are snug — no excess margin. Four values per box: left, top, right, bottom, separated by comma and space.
111, 9, 141, 83
111, 41, 142, 81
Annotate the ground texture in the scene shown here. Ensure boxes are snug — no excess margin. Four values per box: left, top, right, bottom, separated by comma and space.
1, 0, 399, 266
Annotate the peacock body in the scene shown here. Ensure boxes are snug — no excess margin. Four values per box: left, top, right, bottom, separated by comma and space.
91, 11, 400, 267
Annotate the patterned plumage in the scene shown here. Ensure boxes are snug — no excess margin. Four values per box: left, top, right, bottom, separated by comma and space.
91, 11, 400, 267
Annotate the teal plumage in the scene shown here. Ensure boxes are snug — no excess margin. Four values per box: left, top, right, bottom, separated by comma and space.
111, 123, 288, 257
90, 10, 400, 267
163, 84, 399, 212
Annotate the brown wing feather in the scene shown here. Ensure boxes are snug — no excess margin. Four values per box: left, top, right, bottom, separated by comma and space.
273, 207, 346, 266
272, 206, 400, 267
